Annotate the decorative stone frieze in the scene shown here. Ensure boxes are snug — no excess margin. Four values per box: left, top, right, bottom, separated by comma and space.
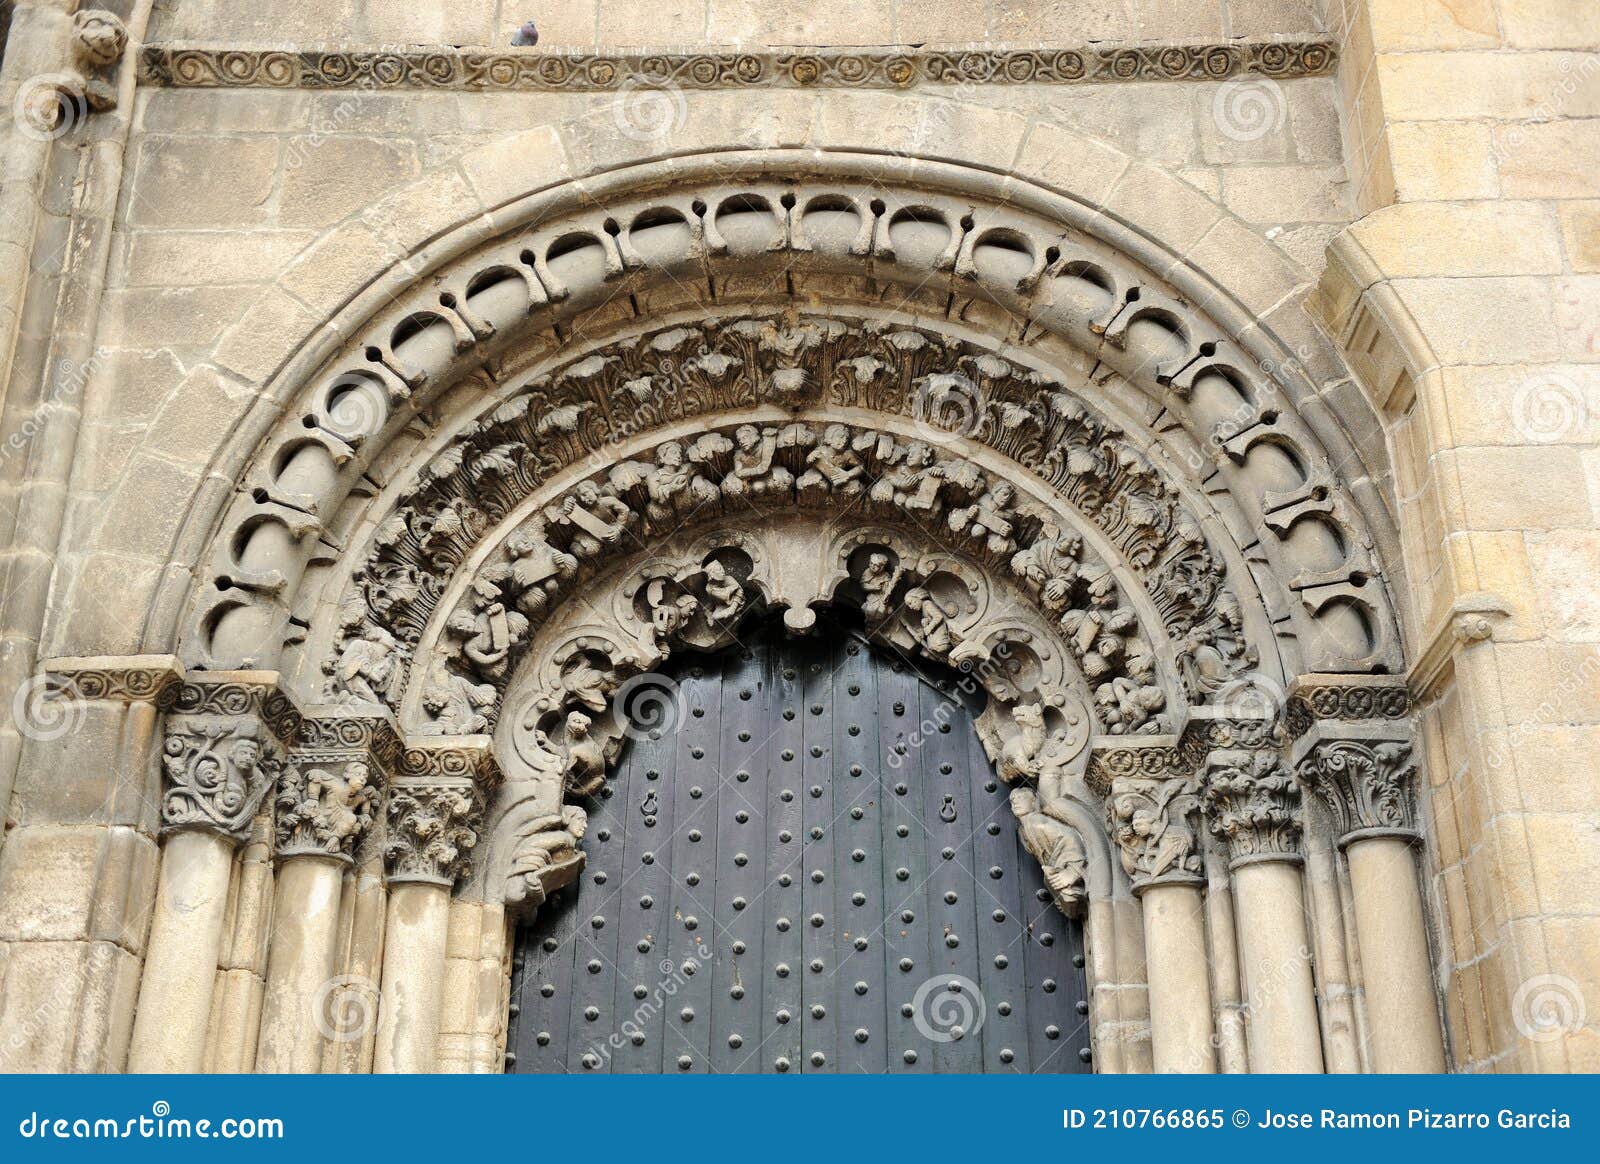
140, 38, 1336, 94
1087, 738, 1205, 893
1203, 748, 1303, 868
43, 655, 186, 705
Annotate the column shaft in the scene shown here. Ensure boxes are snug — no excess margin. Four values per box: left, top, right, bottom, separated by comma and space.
1140, 882, 1216, 1073
255, 857, 345, 1072
373, 882, 451, 1072
1347, 836, 1447, 1072
1232, 860, 1324, 1073
127, 830, 235, 1072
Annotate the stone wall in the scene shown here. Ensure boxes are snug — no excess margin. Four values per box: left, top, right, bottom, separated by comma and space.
145, 0, 1327, 47
1314, 0, 1600, 1072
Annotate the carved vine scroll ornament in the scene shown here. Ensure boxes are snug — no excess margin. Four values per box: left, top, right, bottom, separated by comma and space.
160, 724, 282, 842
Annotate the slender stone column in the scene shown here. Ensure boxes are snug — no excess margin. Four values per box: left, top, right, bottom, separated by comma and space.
373, 780, 481, 1073
1205, 746, 1324, 1074
1092, 741, 1216, 1073
1295, 727, 1445, 1073
128, 710, 283, 1072
256, 757, 381, 1072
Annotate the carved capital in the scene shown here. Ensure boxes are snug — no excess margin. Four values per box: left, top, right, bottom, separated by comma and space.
278, 708, 403, 861
1107, 775, 1206, 892
160, 720, 283, 842
384, 781, 481, 887
1295, 738, 1418, 845
1203, 747, 1302, 867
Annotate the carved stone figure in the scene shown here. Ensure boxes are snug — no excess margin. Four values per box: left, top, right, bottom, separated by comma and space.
546, 481, 632, 558
869, 439, 944, 512
275, 762, 380, 859
948, 480, 1019, 554
901, 586, 954, 655
856, 551, 903, 619
644, 578, 700, 650
1010, 519, 1081, 611
994, 701, 1048, 786
1060, 573, 1137, 680
797, 424, 865, 498
722, 424, 792, 499
643, 441, 717, 525
1010, 787, 1088, 917
328, 624, 405, 705
1106, 776, 1203, 888
505, 518, 579, 619
420, 670, 497, 735
560, 710, 610, 798
506, 804, 588, 910
702, 560, 746, 624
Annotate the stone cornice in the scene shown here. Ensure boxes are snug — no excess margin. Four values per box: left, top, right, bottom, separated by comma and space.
43, 655, 186, 705
138, 37, 1335, 93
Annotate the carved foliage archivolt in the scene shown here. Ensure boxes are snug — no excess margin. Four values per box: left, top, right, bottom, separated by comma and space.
327, 315, 1255, 735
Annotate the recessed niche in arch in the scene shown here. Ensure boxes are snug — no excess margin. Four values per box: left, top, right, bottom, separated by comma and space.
714, 194, 779, 254
801, 196, 864, 254
626, 207, 693, 266
969, 229, 1037, 287
1308, 596, 1379, 661
1186, 369, 1253, 432
1279, 513, 1348, 577
544, 232, 612, 288
886, 206, 952, 266
1236, 438, 1307, 501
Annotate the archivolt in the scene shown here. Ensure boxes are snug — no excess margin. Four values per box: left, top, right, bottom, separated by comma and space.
175, 160, 1404, 728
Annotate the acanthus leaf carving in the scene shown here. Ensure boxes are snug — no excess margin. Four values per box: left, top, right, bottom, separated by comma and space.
383, 781, 481, 886
1295, 739, 1418, 843
1203, 747, 1303, 866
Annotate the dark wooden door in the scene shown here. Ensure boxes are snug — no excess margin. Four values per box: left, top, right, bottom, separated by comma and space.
507, 616, 1092, 1073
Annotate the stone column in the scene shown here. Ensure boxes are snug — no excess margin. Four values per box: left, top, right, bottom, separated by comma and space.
1204, 744, 1324, 1074
255, 748, 383, 1073
1292, 679, 1445, 1074
1091, 741, 1215, 1073
373, 779, 482, 1073
127, 689, 286, 1073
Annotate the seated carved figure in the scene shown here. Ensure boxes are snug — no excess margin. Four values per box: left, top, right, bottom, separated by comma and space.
722, 425, 791, 499
506, 803, 589, 910
797, 424, 864, 498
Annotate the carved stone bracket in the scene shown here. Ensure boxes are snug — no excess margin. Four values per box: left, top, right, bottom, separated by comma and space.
1087, 737, 1205, 893
1288, 675, 1417, 846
